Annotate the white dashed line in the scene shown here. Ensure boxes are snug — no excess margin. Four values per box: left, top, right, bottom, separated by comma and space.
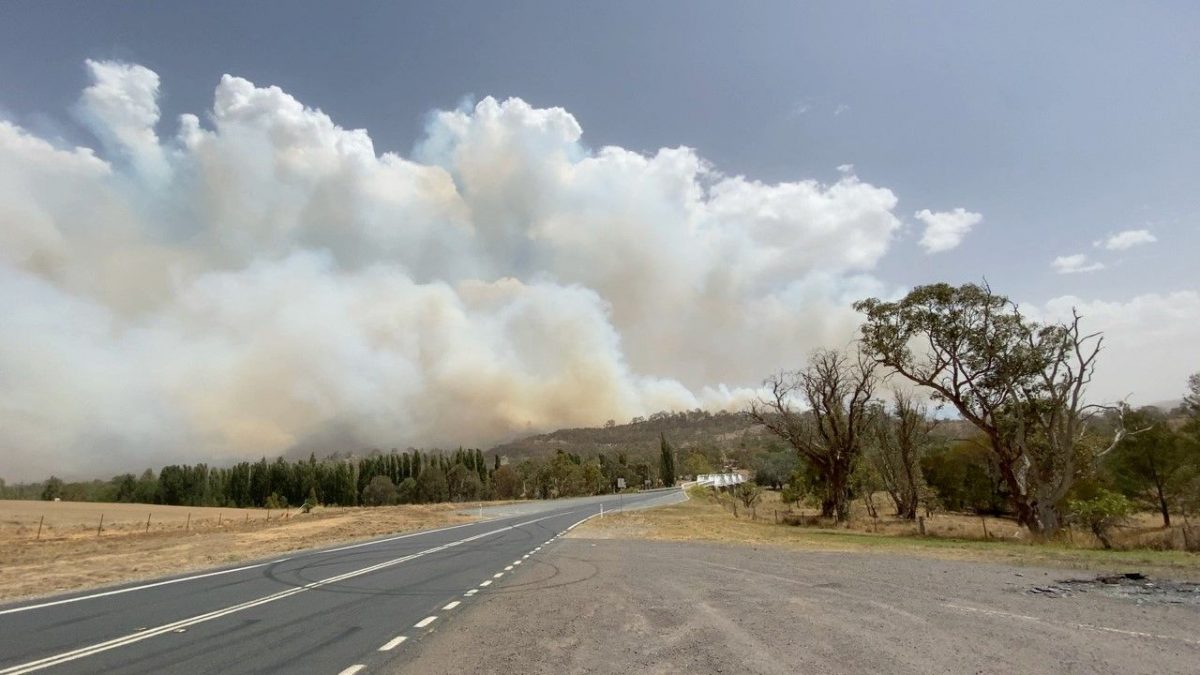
464, 589, 478, 596
522, 554, 530, 559
504, 566, 513, 571
442, 601, 461, 610
493, 572, 504, 578
479, 580, 492, 587
513, 561, 521, 565
379, 636, 407, 651
338, 666, 365, 675
414, 616, 438, 628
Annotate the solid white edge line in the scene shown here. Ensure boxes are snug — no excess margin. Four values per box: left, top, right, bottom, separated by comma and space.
378, 635, 408, 651
414, 616, 438, 628
0, 562, 270, 617
0, 512, 565, 675
442, 601, 461, 610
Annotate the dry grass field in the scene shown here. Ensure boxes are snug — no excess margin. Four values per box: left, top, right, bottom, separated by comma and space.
0, 499, 477, 603
1, 499, 277, 539
575, 488, 1200, 577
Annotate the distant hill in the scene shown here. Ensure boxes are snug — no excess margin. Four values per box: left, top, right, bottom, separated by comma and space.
487, 410, 770, 464
487, 409, 989, 467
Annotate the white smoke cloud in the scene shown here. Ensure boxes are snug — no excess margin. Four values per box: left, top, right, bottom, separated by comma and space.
1034, 291, 1200, 404
914, 207, 982, 253
1096, 228, 1157, 251
0, 62, 908, 479
1051, 253, 1105, 274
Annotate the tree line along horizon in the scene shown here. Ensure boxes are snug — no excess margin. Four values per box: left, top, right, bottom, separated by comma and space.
2, 282, 1198, 546
4, 443, 680, 510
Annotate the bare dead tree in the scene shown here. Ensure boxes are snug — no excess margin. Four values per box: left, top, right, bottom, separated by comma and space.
748, 348, 878, 521
869, 390, 935, 520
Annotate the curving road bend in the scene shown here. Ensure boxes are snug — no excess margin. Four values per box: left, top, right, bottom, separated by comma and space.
0, 490, 684, 675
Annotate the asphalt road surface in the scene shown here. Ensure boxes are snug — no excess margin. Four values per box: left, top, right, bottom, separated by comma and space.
389, 538, 1200, 675
0, 490, 683, 675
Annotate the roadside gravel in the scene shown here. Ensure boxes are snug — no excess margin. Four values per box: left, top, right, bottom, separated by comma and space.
390, 538, 1199, 674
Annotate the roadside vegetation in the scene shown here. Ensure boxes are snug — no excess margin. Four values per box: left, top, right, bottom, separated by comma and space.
581, 488, 1200, 576
737, 282, 1200, 556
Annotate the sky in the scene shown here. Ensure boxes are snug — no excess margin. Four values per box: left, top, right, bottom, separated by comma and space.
0, 2, 1197, 480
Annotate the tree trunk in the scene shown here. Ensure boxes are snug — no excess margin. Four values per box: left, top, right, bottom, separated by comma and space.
1155, 484, 1171, 528
995, 448, 1039, 532
824, 467, 851, 522
1092, 524, 1113, 550
1034, 498, 1062, 538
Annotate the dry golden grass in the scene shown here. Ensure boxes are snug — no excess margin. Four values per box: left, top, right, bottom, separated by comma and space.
575, 489, 1200, 577
0, 500, 476, 602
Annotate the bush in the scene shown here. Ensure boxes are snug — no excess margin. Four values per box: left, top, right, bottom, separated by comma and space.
733, 482, 762, 514
396, 477, 417, 504
361, 475, 398, 506
301, 487, 318, 513
1068, 489, 1133, 549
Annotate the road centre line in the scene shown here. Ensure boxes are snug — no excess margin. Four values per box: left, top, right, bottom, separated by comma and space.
0, 512, 565, 675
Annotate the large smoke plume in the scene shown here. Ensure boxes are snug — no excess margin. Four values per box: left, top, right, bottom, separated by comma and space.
2, 61, 1194, 480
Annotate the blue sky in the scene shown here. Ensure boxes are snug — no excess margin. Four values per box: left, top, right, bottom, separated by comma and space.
0, 2, 1197, 477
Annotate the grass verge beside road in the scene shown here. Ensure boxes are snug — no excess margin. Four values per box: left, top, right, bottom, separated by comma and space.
574, 494, 1200, 577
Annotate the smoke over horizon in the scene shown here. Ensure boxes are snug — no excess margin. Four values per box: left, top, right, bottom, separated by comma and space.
2, 61, 1196, 481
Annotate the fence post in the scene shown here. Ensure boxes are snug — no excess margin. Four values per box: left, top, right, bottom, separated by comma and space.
146, 513, 151, 533
36, 515, 44, 540
97, 513, 104, 536
186, 513, 191, 531
217, 513, 222, 527
917, 516, 926, 536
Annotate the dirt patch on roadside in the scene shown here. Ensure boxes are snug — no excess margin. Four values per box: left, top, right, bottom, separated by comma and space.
0, 501, 474, 603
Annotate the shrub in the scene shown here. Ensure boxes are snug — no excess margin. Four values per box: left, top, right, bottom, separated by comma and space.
361, 475, 398, 506
1068, 490, 1133, 549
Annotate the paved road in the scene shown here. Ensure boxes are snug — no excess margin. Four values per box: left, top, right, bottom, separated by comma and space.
390, 538, 1200, 675
0, 490, 683, 675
